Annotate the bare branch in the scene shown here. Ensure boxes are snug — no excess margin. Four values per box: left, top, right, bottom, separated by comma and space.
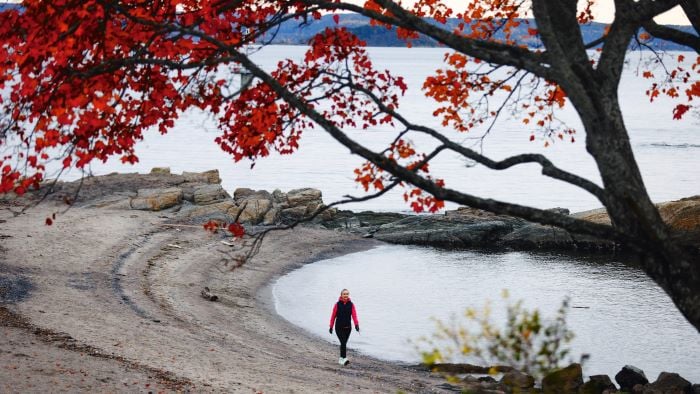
642, 20, 700, 53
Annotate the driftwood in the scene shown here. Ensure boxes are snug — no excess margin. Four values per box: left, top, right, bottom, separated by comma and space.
200, 287, 218, 302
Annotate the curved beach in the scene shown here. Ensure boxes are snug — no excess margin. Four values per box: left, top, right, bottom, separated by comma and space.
0, 201, 448, 393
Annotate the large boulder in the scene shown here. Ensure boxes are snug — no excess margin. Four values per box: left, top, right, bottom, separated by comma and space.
575, 196, 700, 235
580, 375, 617, 394
615, 365, 649, 392
192, 184, 230, 205
149, 167, 171, 174
179, 182, 200, 202
657, 195, 700, 232
236, 198, 272, 224
287, 188, 322, 207
643, 372, 692, 394
182, 169, 221, 184
500, 370, 535, 391
130, 187, 183, 211
233, 188, 272, 203
263, 207, 281, 225
229, 188, 274, 224
272, 189, 287, 205
573, 207, 612, 225
541, 363, 583, 394
280, 205, 308, 224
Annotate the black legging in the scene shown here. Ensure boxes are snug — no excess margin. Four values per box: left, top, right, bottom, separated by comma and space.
335, 326, 352, 358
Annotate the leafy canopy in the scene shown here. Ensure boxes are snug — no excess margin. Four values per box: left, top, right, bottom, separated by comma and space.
2, 1, 696, 210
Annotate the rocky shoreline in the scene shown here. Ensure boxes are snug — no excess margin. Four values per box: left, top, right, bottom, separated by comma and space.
427, 363, 699, 393
40, 167, 700, 255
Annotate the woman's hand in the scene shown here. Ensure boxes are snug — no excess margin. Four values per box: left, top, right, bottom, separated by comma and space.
355, 325, 360, 333
329, 327, 333, 334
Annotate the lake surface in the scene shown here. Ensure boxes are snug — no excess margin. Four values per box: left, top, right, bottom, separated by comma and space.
57, 46, 700, 214
273, 245, 700, 382
48, 46, 698, 381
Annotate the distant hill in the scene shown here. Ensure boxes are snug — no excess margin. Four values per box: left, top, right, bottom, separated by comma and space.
0, 3, 19, 11
268, 13, 697, 51
0, 5, 694, 51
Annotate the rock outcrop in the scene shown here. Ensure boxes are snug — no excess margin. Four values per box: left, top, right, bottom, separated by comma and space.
130, 187, 183, 211
500, 370, 535, 391
541, 363, 584, 393
616, 365, 650, 392
192, 184, 230, 205
331, 196, 700, 252
423, 362, 696, 393
643, 372, 692, 394
84, 169, 337, 226
31, 169, 700, 253
579, 374, 617, 394
372, 215, 519, 248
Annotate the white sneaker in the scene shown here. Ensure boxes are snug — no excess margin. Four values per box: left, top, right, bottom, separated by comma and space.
338, 357, 344, 365
343, 358, 350, 366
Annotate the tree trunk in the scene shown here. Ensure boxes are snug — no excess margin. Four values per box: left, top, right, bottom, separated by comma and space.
581, 91, 700, 332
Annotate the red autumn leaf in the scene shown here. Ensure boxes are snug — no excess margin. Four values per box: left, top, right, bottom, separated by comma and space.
203, 220, 219, 233
227, 222, 245, 238
672, 104, 691, 120
687, 81, 700, 99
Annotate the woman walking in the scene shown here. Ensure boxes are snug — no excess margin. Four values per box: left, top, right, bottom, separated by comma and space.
329, 288, 360, 366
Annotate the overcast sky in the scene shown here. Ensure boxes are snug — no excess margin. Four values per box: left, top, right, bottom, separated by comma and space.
0, 1, 692, 25
398, 0, 691, 25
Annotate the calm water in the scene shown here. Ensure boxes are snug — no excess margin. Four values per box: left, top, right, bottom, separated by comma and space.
273, 245, 700, 382
48, 46, 698, 380
56, 46, 700, 213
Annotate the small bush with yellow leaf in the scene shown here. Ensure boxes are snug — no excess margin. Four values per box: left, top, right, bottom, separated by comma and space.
417, 292, 575, 380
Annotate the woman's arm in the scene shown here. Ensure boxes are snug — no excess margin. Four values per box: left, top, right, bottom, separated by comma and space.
351, 304, 359, 328
329, 303, 338, 328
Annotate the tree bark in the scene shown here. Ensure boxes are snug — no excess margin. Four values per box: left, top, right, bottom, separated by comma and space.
532, 0, 700, 331
581, 90, 700, 332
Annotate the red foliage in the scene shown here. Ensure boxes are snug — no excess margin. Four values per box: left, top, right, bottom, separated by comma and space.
673, 104, 691, 120
0, 1, 696, 215
203, 220, 220, 233
227, 222, 245, 238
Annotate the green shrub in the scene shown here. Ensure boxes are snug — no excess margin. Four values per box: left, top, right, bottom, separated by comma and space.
417, 291, 575, 380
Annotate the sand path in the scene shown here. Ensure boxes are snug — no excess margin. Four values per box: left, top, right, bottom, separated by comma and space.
1, 201, 448, 393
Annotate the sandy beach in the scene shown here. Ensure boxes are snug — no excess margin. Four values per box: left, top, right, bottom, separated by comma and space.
0, 199, 450, 393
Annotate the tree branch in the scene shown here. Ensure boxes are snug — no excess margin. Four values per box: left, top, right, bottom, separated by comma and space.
679, 0, 700, 37
226, 50, 628, 245
327, 71, 609, 204
642, 20, 700, 53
